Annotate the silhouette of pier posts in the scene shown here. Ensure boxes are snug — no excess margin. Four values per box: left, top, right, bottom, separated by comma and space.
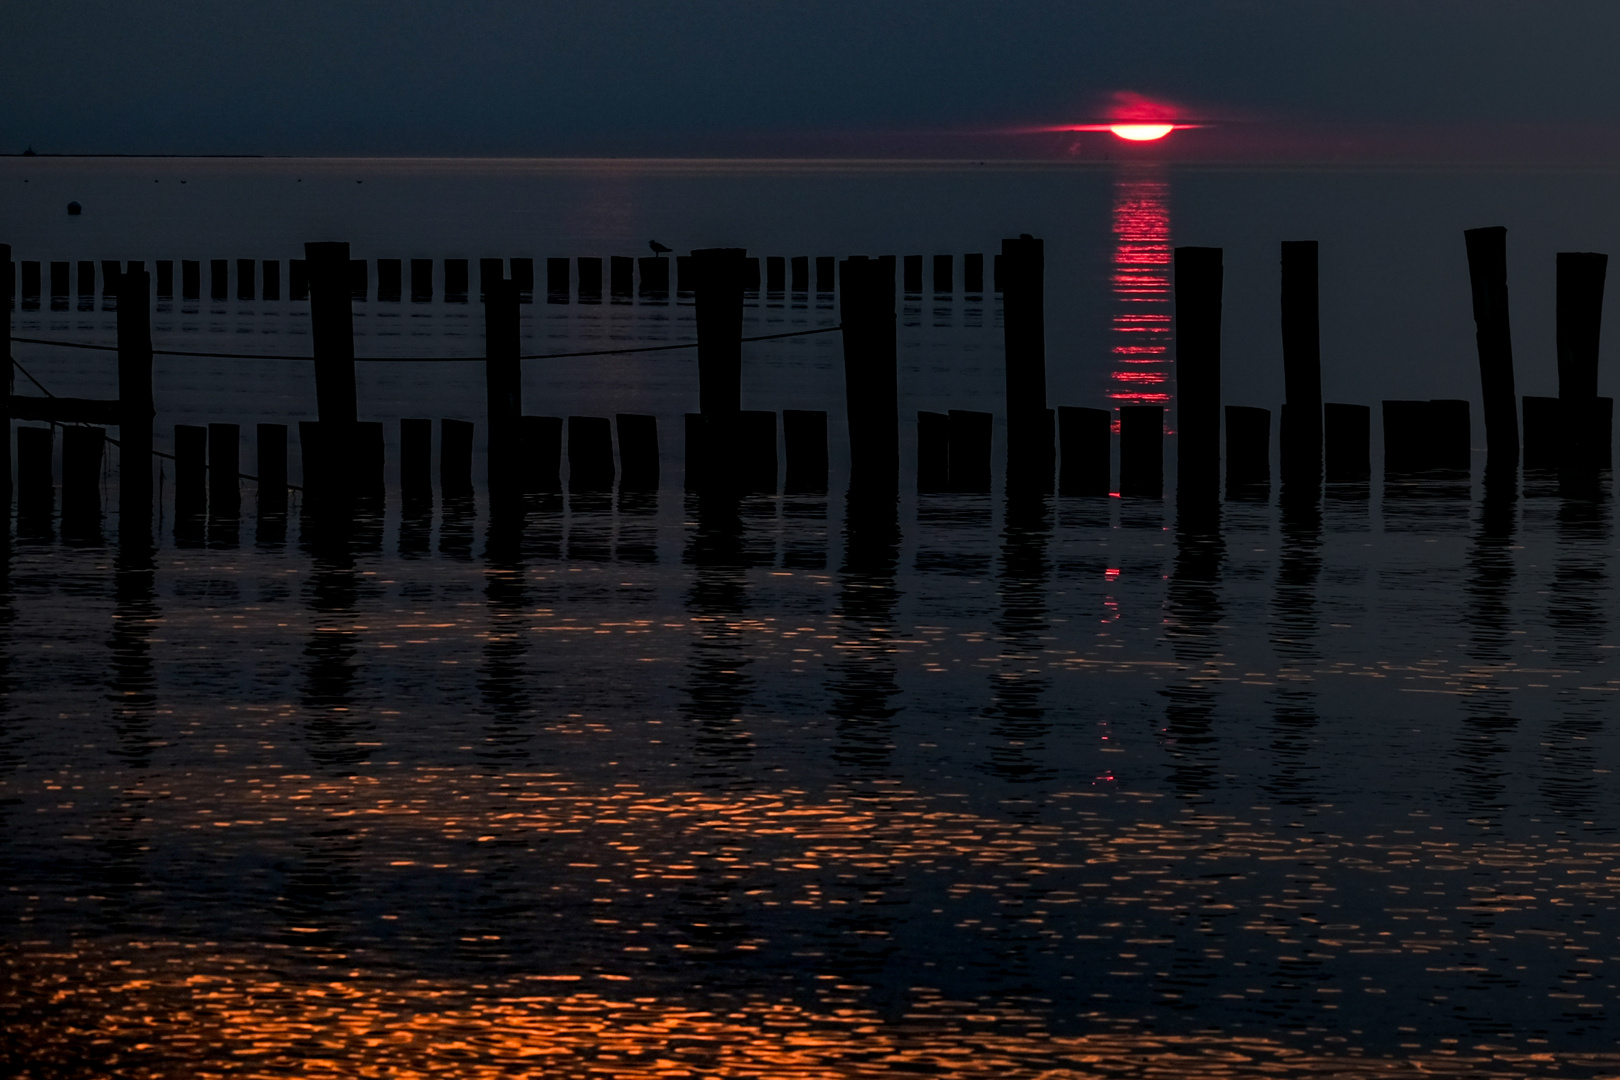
485, 274, 522, 505
839, 256, 899, 500
1002, 235, 1054, 493
1174, 246, 1223, 508
1, 244, 11, 510
1555, 251, 1611, 473
1279, 240, 1322, 494
117, 268, 154, 532
1464, 226, 1519, 480
687, 247, 746, 491
304, 242, 358, 509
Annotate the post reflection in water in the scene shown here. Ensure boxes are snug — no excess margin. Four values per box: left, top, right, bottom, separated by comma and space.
1543, 482, 1609, 821
1159, 505, 1224, 802
478, 506, 535, 765
681, 493, 757, 780
1109, 167, 1173, 413
829, 494, 902, 777
1262, 495, 1323, 809
982, 494, 1053, 784
1456, 481, 1520, 825
298, 505, 377, 774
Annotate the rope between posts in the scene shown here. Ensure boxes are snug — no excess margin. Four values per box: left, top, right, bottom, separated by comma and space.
6, 323, 843, 362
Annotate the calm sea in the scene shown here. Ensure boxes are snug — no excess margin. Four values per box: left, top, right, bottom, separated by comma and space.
3, 158, 1620, 1077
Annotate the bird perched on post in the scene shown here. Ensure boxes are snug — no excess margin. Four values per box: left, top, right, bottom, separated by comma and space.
648, 240, 672, 254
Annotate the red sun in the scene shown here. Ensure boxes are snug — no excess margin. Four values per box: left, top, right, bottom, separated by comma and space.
1108, 123, 1176, 142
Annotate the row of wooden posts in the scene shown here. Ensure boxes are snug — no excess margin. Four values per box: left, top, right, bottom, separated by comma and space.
0, 227, 1611, 530
6, 252, 1003, 307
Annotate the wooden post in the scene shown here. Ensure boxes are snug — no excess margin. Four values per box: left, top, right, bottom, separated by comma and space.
444, 259, 469, 302
547, 258, 570, 303
638, 257, 669, 298
917, 411, 949, 493
77, 261, 94, 302
1557, 251, 1608, 469
1224, 405, 1271, 496
210, 259, 228, 301
440, 419, 474, 497
567, 416, 615, 492
484, 275, 522, 500
766, 256, 785, 294
236, 258, 255, 301
903, 255, 923, 294
288, 260, 307, 301
16, 427, 52, 514
156, 260, 173, 299
740, 411, 778, 493
839, 256, 899, 497
615, 414, 659, 491
1003, 235, 1052, 491
948, 409, 993, 493
117, 268, 153, 526
410, 258, 433, 302
1323, 403, 1370, 482
0, 243, 9, 510
1382, 400, 1434, 474
1279, 240, 1322, 489
306, 242, 357, 425
1174, 246, 1223, 504
1464, 226, 1519, 474
1521, 396, 1559, 469
262, 260, 280, 301
1118, 405, 1164, 498
377, 258, 402, 302
400, 418, 432, 500
933, 254, 953, 294
61, 426, 103, 521
782, 409, 827, 494
182, 260, 200, 300
352, 422, 385, 498
745, 258, 761, 292
174, 424, 207, 517
964, 253, 984, 294
694, 248, 745, 418
521, 415, 563, 493
1431, 399, 1471, 471
577, 257, 602, 301
208, 423, 240, 514
49, 262, 68, 307
815, 256, 834, 293
511, 258, 534, 300
21, 261, 40, 308
610, 256, 633, 299
1058, 406, 1110, 496
790, 256, 809, 293
479, 258, 504, 301
257, 423, 287, 511
349, 259, 368, 301
684, 414, 709, 492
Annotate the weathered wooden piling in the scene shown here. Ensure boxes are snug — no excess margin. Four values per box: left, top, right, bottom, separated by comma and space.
49, 261, 68, 304
210, 259, 228, 301
964, 253, 984, 294
410, 258, 433, 302
156, 260, 174, 299
1058, 406, 1111, 496
77, 261, 94, 299
737, 411, 777, 492
917, 411, 950, 493
306, 242, 358, 426
1521, 396, 1559, 469
1323, 403, 1371, 482
694, 248, 745, 419
0, 244, 10, 507
400, 418, 432, 499
782, 409, 828, 494
1174, 246, 1223, 504
1118, 405, 1164, 498
948, 409, 993, 493
1224, 405, 1271, 495
791, 256, 809, 293
288, 260, 307, 301
1556, 251, 1609, 469
1431, 399, 1471, 470
182, 259, 200, 300
766, 256, 785, 294
440, 419, 474, 496
21, 261, 40, 307
484, 276, 522, 499
521, 415, 564, 493
638, 256, 669, 297
100, 260, 122, 297
117, 268, 154, 524
1279, 240, 1322, 489
745, 257, 761, 292
933, 254, 953, 294
445, 259, 469, 302
353, 422, 385, 498
262, 260, 280, 301
1381, 401, 1432, 473
615, 414, 659, 491
815, 256, 834, 293
903, 255, 923, 295
547, 257, 570, 303
479, 258, 504, 301
349, 259, 368, 301
512, 258, 534, 300
16, 427, 52, 512
1464, 226, 1519, 473
236, 259, 255, 301
174, 424, 208, 516
675, 255, 693, 295
61, 426, 103, 519
296, 422, 329, 504
208, 423, 240, 513
992, 254, 1002, 293
1002, 235, 1053, 490
610, 256, 634, 299
377, 258, 402, 302
577, 257, 602, 302
257, 423, 287, 510
568, 416, 615, 492
839, 256, 899, 496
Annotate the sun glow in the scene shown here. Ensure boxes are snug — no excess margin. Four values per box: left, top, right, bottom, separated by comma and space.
1109, 123, 1175, 142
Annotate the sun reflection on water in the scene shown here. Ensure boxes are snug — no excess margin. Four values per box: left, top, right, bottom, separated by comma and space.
1109, 167, 1174, 417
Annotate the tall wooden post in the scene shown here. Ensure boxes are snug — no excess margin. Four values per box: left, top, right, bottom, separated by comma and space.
306, 241, 357, 425
1002, 234, 1053, 491
0, 243, 10, 512
1174, 246, 1223, 505
1464, 227, 1518, 475
839, 256, 899, 497
117, 268, 153, 530
1279, 240, 1321, 490
694, 248, 744, 416
485, 276, 522, 499
1557, 251, 1608, 470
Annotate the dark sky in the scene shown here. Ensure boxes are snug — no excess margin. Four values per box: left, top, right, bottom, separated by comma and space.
6, 1, 1620, 159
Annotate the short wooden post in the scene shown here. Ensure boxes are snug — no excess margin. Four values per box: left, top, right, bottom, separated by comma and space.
262, 260, 280, 301
1557, 251, 1608, 469
1058, 406, 1110, 496
992, 254, 1002, 293
0, 243, 10, 509
236, 258, 255, 301
444, 259, 469, 302
16, 427, 52, 513
782, 409, 828, 493
182, 260, 200, 300
933, 254, 953, 294
1323, 403, 1370, 482
815, 256, 834, 293
839, 256, 899, 497
288, 259, 307, 301
440, 419, 474, 496
547, 257, 569, 303
257, 423, 287, 511
1431, 399, 1471, 471
917, 411, 949, 493
484, 275, 522, 500
1464, 226, 1518, 474
21, 261, 40, 308
511, 258, 534, 300
377, 258, 402, 302
1003, 235, 1053, 491
352, 422, 385, 498
155, 260, 173, 299
400, 418, 432, 500
174, 424, 207, 517
61, 426, 103, 520
1279, 240, 1322, 489
1521, 396, 1559, 469
297, 421, 325, 503
790, 256, 809, 293
521, 416, 563, 493
1118, 405, 1164, 498
766, 256, 785, 294
349, 259, 368, 301
744, 257, 761, 291
479, 258, 504, 301
210, 259, 228, 301
1174, 246, 1223, 504
77, 260, 94, 302
577, 257, 602, 301
568, 416, 615, 492
638, 257, 669, 298
964, 253, 984, 294
675, 255, 693, 295
684, 413, 709, 491
1381, 400, 1434, 474
615, 414, 659, 490
1224, 405, 1271, 495
740, 411, 778, 493
948, 409, 993, 493
116, 269, 153, 526
306, 241, 357, 425
610, 256, 634, 299
207, 423, 240, 514
410, 259, 433, 302
694, 247, 746, 418
903, 255, 923, 294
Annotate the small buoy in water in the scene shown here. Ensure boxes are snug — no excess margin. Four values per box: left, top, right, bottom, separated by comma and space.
66, 201, 81, 216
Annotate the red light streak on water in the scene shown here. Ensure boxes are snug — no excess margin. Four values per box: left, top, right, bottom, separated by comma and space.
1107, 170, 1174, 425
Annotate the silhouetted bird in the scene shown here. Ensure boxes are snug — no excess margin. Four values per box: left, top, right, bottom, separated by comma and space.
648, 240, 672, 254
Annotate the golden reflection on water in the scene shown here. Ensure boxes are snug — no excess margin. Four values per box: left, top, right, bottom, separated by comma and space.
1108, 166, 1173, 413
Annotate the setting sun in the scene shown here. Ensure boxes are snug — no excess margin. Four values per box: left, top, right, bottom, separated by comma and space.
1109, 123, 1175, 142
